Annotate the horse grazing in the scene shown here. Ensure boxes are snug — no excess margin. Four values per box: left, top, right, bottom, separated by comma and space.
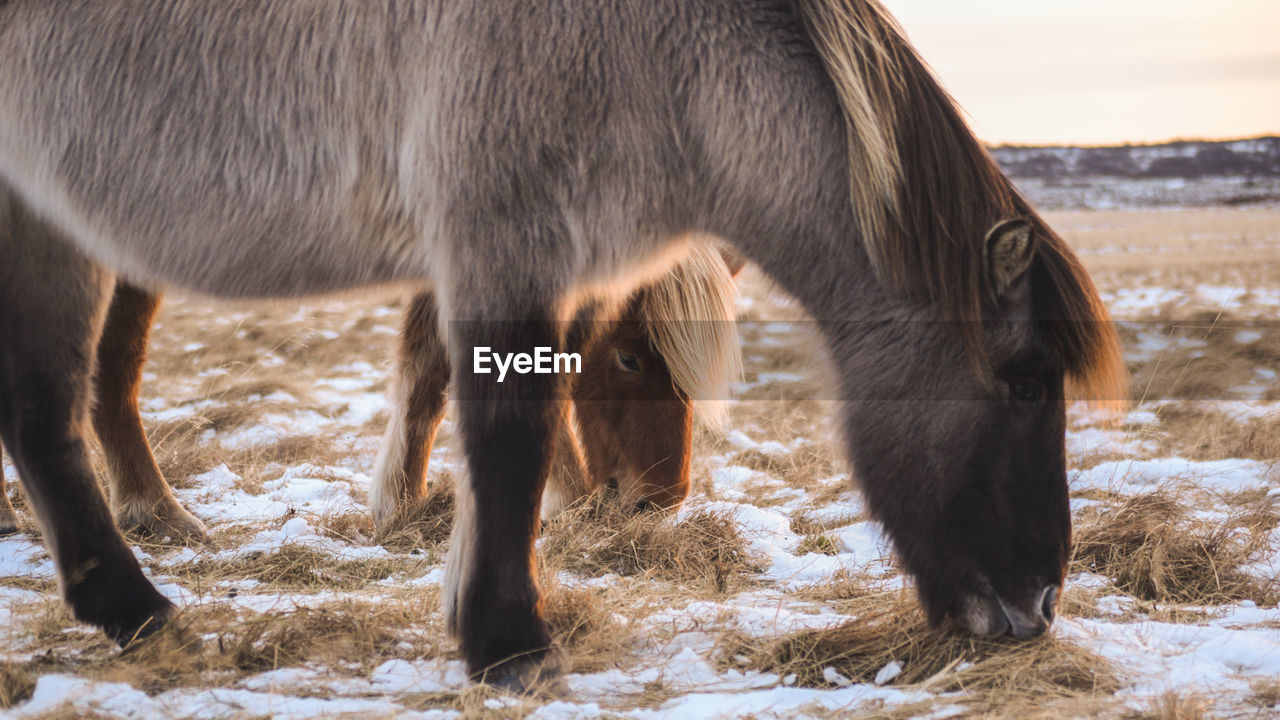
0, 242, 741, 539
0, 0, 1124, 691
372, 244, 743, 530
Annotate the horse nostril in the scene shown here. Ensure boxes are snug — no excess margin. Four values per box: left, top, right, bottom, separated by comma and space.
1039, 584, 1060, 624
604, 477, 619, 493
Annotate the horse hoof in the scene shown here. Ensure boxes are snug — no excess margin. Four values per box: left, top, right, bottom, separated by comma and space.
116, 498, 208, 543
65, 559, 177, 647
106, 601, 176, 647
478, 647, 569, 697
0, 507, 18, 536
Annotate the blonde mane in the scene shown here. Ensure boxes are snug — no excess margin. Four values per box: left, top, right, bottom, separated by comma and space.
639, 244, 743, 428
794, 0, 906, 260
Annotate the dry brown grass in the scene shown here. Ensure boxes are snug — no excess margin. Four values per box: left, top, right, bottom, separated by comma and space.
1125, 692, 1213, 720
377, 477, 456, 552
1248, 679, 1280, 713
211, 602, 429, 674
159, 544, 427, 593
542, 582, 639, 675
4, 596, 445, 697
1154, 406, 1280, 461
141, 421, 349, 498
1122, 319, 1280, 404
726, 440, 843, 492
140, 417, 223, 487
1072, 490, 1279, 605
541, 498, 762, 595
723, 589, 1117, 715
1047, 208, 1280, 280
0, 661, 35, 709
314, 510, 378, 545
795, 534, 841, 556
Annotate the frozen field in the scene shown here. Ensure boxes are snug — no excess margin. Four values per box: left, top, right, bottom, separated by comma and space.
2, 208, 1280, 719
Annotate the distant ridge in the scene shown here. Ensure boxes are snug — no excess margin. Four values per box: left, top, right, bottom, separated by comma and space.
989, 137, 1280, 180
981, 137, 1280, 210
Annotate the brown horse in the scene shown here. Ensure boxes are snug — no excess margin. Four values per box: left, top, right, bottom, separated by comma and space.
0, 245, 742, 538
0, 0, 1124, 691
370, 244, 743, 532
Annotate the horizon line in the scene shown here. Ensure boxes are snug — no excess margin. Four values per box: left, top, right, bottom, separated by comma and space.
984, 133, 1279, 150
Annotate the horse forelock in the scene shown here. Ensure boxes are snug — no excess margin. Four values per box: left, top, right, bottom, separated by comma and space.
795, 0, 1125, 405
1027, 214, 1129, 412
639, 244, 742, 429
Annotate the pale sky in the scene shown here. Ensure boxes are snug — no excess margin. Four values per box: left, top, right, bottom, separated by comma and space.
884, 0, 1280, 146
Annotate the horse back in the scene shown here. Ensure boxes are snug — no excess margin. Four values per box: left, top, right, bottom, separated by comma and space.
0, 1, 440, 297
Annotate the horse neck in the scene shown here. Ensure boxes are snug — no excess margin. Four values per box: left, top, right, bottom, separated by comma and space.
693, 115, 889, 332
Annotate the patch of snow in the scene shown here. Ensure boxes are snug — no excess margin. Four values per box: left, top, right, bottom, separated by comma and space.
176, 463, 368, 525
370, 658, 468, 694
1061, 617, 1280, 699
0, 537, 54, 579
1071, 458, 1276, 495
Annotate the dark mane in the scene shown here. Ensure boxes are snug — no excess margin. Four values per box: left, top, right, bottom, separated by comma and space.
796, 0, 1126, 404
1024, 206, 1129, 407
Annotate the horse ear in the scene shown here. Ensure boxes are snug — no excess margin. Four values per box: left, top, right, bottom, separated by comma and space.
983, 218, 1036, 301
718, 247, 747, 279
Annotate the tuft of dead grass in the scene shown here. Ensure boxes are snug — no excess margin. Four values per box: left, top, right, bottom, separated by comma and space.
1125, 692, 1213, 720
377, 477, 456, 552
12, 596, 445, 696
795, 534, 840, 556
541, 498, 761, 595
214, 603, 416, 674
726, 442, 841, 492
0, 662, 34, 709
541, 582, 638, 674
722, 592, 1117, 714
161, 544, 426, 592
1248, 678, 1280, 712
1072, 491, 1279, 605
1154, 405, 1280, 461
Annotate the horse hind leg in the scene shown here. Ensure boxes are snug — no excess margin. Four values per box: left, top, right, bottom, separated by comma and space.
0, 199, 172, 644
370, 291, 451, 535
93, 282, 206, 540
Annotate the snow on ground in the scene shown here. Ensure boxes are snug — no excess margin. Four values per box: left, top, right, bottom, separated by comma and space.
1011, 175, 1280, 212
3, 261, 1280, 717
1102, 285, 1280, 321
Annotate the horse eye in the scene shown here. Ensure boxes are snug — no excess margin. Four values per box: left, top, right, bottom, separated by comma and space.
615, 351, 642, 373
1009, 381, 1044, 405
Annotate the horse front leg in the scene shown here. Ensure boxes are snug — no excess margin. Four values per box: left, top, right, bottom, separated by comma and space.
540, 307, 603, 519
443, 308, 569, 691
370, 291, 451, 534
0, 459, 18, 535
93, 282, 206, 540
0, 201, 173, 644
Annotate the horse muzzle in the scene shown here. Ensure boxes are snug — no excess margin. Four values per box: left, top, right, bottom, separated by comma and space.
956, 582, 1058, 639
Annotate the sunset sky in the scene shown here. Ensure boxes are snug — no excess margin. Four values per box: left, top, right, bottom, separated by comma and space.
884, 0, 1280, 146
